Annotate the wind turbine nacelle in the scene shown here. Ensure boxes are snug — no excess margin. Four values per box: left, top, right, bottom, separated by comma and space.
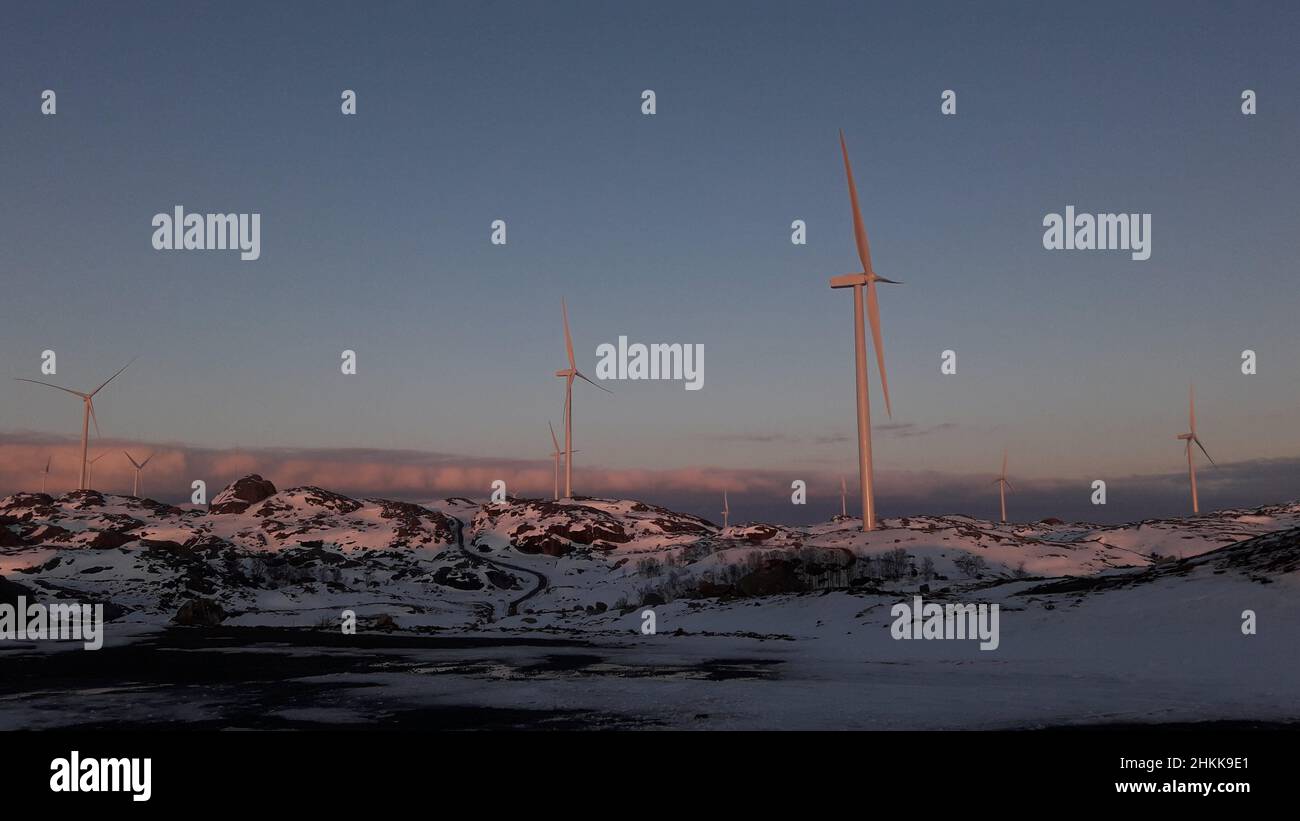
555, 369, 574, 378
829, 273, 871, 289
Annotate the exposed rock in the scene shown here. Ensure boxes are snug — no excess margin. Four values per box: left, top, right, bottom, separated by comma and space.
172, 598, 226, 626
209, 475, 277, 514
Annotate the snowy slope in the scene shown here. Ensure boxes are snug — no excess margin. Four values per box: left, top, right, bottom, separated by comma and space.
3, 477, 1299, 636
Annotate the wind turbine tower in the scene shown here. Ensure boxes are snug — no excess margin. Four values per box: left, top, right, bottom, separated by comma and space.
124, 451, 154, 498
15, 360, 133, 490
827, 131, 899, 532
994, 449, 1013, 524
554, 299, 609, 498
1177, 385, 1215, 514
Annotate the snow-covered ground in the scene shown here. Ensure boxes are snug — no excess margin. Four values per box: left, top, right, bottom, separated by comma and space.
2, 476, 1298, 729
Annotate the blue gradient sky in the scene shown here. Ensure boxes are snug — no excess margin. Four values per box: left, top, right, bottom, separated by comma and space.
2, 1, 1298, 517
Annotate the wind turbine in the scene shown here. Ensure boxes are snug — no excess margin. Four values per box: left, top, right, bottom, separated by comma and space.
546, 422, 579, 501
548, 422, 562, 501
721, 490, 730, 529
993, 448, 1013, 523
124, 451, 154, 498
40, 456, 51, 494
554, 298, 609, 498
15, 359, 134, 490
1177, 385, 1214, 514
87, 452, 109, 490
828, 131, 899, 532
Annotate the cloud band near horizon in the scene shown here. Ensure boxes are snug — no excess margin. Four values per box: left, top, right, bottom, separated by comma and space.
0, 432, 1295, 526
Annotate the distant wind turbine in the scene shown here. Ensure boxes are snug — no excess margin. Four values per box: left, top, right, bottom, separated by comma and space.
993, 448, 1013, 523
124, 451, 154, 498
548, 422, 562, 501
546, 422, 579, 502
828, 131, 899, 532
87, 452, 109, 490
554, 299, 609, 498
721, 490, 729, 530
1177, 385, 1215, 514
15, 359, 134, 490
40, 456, 51, 494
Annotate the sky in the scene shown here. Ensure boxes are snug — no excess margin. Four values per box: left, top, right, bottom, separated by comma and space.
1, 1, 1298, 523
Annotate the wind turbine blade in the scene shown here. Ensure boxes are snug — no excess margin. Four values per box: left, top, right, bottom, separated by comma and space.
14, 378, 87, 398
838, 130, 874, 274
44, 456, 51, 472
1005, 481, 1015, 493
548, 421, 560, 452
124, 451, 141, 469
561, 299, 575, 369
90, 357, 135, 396
1188, 384, 1196, 434
575, 370, 612, 393
1194, 437, 1215, 466
1002, 448, 1008, 476
865, 281, 891, 417
141, 454, 153, 468
88, 398, 101, 438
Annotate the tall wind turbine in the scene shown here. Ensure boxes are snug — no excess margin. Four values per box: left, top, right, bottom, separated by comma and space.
87, 452, 109, 490
721, 490, 730, 529
40, 456, 51, 494
554, 299, 609, 498
124, 451, 153, 498
828, 131, 899, 532
1177, 385, 1214, 514
15, 360, 134, 490
993, 448, 1013, 523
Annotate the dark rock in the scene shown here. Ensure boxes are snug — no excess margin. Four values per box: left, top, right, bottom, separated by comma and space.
172, 598, 226, 626
209, 475, 277, 514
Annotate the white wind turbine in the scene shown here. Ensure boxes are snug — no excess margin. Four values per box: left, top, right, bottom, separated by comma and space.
554, 298, 609, 498
87, 452, 109, 490
15, 360, 134, 490
40, 456, 51, 494
721, 490, 730, 529
1177, 385, 1214, 514
124, 451, 154, 498
549, 422, 562, 501
546, 422, 579, 502
828, 131, 900, 532
993, 448, 1013, 523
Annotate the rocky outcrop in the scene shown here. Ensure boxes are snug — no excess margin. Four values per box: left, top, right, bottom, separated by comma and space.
172, 598, 227, 626
209, 475, 277, 514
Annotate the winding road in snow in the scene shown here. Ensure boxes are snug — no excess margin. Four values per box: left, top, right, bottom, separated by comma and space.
451, 515, 548, 620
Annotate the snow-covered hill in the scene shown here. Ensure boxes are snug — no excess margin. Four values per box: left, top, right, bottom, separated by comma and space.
2, 475, 1299, 632
5, 479, 1300, 730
